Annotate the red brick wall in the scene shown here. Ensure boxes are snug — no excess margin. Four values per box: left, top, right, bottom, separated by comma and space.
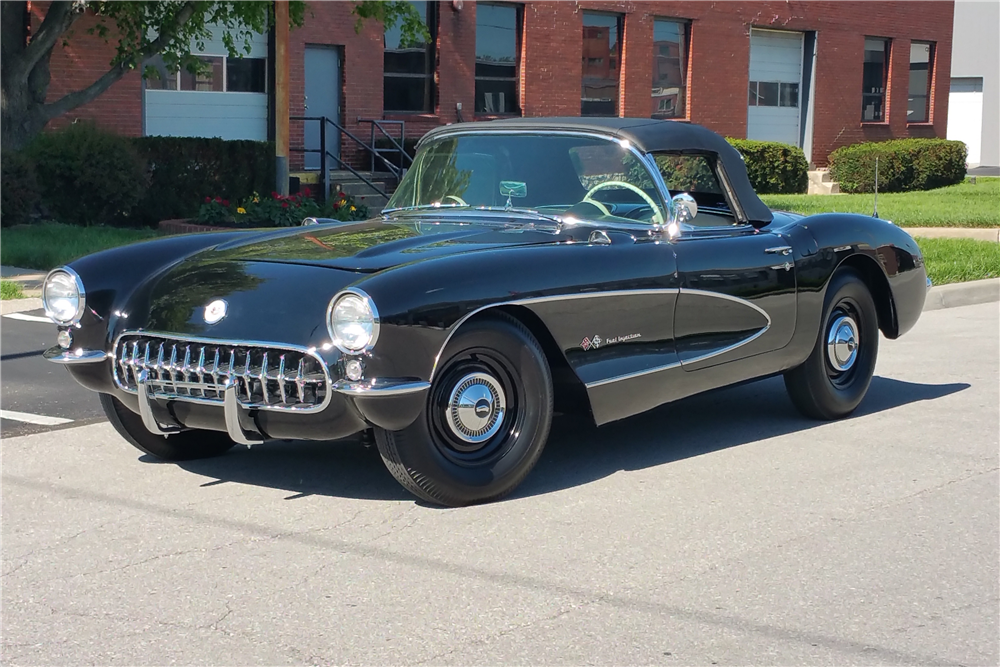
31, 2, 143, 137
38, 0, 954, 167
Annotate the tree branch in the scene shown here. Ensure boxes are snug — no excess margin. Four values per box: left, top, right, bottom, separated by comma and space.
41, 1, 197, 122
19, 1, 83, 80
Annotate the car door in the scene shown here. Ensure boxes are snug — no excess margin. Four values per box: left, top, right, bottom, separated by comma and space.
672, 226, 796, 370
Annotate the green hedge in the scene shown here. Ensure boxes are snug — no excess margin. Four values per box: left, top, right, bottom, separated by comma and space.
1, 150, 41, 227
132, 136, 274, 225
27, 122, 148, 226
726, 139, 809, 194
829, 139, 967, 194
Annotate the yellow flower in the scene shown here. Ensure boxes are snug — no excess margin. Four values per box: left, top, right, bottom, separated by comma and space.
350, 205, 356, 212
237, 207, 246, 214
252, 197, 259, 203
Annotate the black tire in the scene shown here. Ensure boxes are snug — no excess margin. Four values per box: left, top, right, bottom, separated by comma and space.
374, 313, 553, 507
99, 393, 236, 461
784, 267, 879, 420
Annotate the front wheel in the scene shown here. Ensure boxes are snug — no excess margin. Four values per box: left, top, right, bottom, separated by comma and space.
784, 268, 879, 420
374, 313, 553, 506
100, 393, 236, 461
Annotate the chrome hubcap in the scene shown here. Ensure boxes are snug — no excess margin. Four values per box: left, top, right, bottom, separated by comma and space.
826, 315, 860, 372
446, 372, 506, 444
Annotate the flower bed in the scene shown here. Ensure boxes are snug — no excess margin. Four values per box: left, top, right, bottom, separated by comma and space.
197, 188, 368, 228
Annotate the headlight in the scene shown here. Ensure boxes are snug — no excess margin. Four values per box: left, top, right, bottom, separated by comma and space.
43, 268, 85, 325
327, 290, 379, 352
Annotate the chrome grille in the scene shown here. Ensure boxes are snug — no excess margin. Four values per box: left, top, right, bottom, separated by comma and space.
114, 334, 329, 411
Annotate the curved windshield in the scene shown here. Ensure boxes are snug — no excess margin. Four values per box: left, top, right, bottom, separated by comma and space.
386, 133, 668, 224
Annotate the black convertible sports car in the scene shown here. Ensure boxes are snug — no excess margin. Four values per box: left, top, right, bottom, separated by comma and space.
43, 118, 929, 506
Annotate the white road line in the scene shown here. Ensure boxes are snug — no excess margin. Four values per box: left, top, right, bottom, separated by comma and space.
3, 313, 53, 324
0, 410, 73, 426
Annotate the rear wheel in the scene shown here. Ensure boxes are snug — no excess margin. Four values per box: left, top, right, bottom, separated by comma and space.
374, 313, 553, 507
99, 393, 236, 461
784, 268, 879, 420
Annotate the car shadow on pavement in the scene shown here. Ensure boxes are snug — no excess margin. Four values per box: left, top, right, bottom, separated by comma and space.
167, 375, 968, 504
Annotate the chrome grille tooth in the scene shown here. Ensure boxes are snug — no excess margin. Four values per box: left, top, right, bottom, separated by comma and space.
296, 359, 306, 402
259, 352, 269, 404
243, 350, 253, 400
168, 345, 178, 382
182, 346, 192, 383
196, 347, 206, 383
211, 348, 221, 386
277, 355, 288, 404
155, 343, 165, 381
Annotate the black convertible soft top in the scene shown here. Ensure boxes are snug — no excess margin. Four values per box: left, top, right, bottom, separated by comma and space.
420, 117, 773, 226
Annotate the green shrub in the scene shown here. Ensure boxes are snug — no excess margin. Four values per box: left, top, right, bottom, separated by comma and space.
726, 139, 809, 194
829, 139, 967, 193
1, 150, 41, 227
27, 122, 147, 226
131, 136, 275, 226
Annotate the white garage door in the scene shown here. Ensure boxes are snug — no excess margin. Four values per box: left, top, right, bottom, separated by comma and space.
947, 77, 983, 166
144, 25, 268, 141
747, 29, 803, 147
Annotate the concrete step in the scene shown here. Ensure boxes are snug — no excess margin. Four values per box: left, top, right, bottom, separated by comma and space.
337, 180, 393, 197
354, 193, 390, 212
808, 180, 841, 195
808, 169, 835, 184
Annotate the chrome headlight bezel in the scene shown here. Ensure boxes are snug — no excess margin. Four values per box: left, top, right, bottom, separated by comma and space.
42, 267, 86, 326
327, 288, 380, 354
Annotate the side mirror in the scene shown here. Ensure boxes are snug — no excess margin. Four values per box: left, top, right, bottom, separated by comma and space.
672, 192, 697, 224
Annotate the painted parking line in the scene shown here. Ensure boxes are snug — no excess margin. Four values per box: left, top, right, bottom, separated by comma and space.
0, 410, 73, 426
3, 313, 53, 324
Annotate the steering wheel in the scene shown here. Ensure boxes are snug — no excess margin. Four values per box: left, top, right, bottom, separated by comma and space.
582, 181, 664, 224
442, 194, 468, 206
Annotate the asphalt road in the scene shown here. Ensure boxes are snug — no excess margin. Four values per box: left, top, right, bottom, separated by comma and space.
2, 302, 998, 666
1, 310, 105, 437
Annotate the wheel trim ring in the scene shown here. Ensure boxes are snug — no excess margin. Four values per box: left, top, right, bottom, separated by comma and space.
445, 371, 506, 446
826, 313, 860, 373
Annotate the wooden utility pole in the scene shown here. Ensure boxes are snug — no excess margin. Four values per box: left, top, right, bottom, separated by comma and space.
274, 0, 290, 195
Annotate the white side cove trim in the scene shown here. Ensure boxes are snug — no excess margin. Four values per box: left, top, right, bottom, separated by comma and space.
0, 410, 73, 426
585, 288, 772, 388
427, 288, 682, 382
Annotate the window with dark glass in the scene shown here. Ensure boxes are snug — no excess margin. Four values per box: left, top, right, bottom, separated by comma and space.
862, 37, 890, 122
651, 19, 689, 119
748, 81, 798, 107
384, 0, 437, 113
475, 3, 521, 115
581, 12, 623, 116
908, 41, 934, 123
145, 54, 265, 93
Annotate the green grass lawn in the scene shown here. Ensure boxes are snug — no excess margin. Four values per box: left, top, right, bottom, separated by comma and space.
0, 279, 25, 300
761, 177, 1000, 228
915, 237, 1000, 286
0, 223, 160, 271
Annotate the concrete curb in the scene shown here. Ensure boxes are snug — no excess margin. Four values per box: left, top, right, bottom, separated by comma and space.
1, 298, 44, 315
907, 228, 1000, 242
924, 278, 1000, 311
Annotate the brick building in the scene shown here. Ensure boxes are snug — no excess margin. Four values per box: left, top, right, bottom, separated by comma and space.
38, 0, 955, 168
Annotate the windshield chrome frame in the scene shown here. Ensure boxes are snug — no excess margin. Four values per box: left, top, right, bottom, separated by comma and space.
383, 130, 677, 231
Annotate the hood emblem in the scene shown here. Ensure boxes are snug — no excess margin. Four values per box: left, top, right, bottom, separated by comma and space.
204, 299, 228, 324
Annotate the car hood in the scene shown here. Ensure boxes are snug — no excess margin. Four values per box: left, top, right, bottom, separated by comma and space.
204, 217, 575, 272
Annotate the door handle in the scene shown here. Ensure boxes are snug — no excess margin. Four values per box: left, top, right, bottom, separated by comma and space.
765, 246, 792, 255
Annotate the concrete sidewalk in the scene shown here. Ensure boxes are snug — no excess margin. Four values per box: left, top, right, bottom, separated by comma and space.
906, 227, 1000, 242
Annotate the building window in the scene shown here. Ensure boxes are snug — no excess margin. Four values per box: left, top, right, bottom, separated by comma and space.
908, 41, 934, 123
651, 19, 689, 119
581, 12, 623, 116
748, 81, 798, 107
146, 55, 265, 93
384, 0, 437, 113
475, 3, 521, 115
862, 37, 890, 122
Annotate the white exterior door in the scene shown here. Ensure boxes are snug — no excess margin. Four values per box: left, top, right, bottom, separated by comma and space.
948, 77, 984, 166
747, 29, 803, 147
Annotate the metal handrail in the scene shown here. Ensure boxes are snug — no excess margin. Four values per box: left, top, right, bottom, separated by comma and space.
357, 118, 411, 176
290, 115, 400, 200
